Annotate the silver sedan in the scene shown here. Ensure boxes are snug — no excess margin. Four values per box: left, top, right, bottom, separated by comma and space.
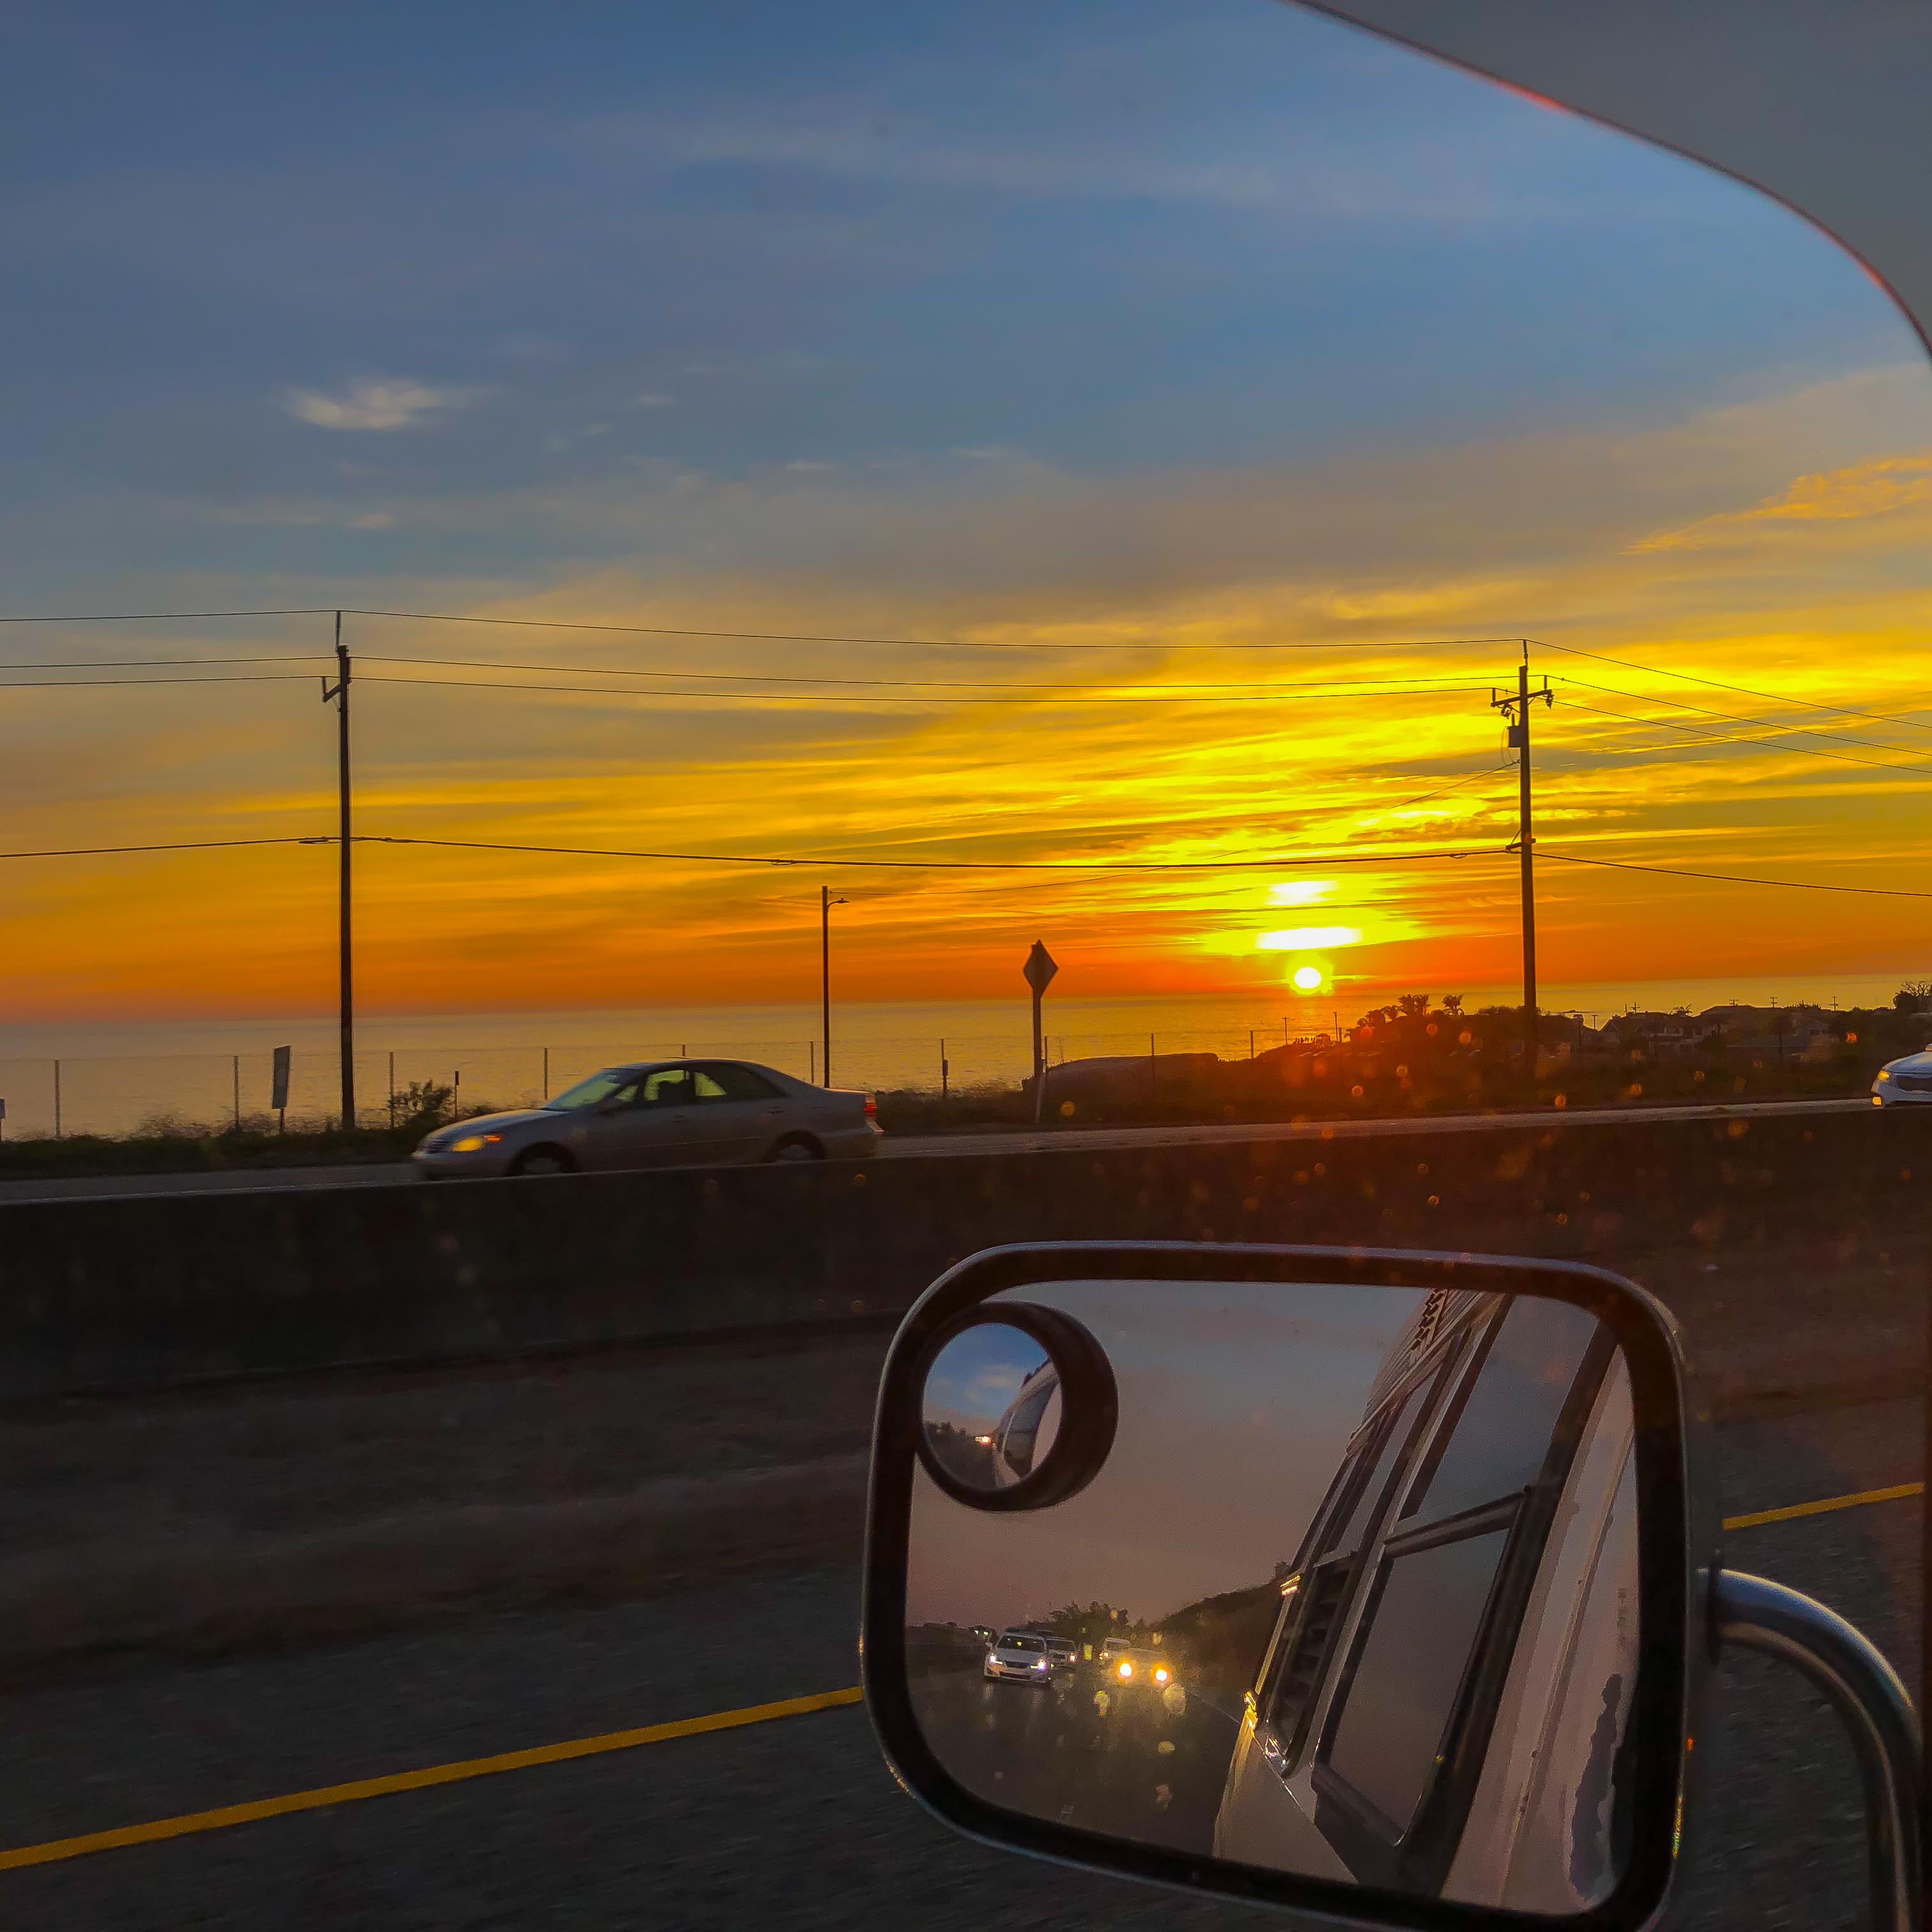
412, 1058, 880, 1178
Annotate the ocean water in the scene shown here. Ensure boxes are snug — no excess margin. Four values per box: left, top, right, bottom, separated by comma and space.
0, 970, 1911, 1139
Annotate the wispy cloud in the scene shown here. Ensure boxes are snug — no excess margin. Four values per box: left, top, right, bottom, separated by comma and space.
281, 377, 470, 433
1632, 454, 1932, 552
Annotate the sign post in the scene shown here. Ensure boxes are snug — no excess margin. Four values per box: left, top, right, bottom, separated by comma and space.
1023, 942, 1059, 1124
272, 1045, 292, 1136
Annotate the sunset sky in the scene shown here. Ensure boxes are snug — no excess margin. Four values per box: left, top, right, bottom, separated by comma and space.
6, 0, 1932, 1022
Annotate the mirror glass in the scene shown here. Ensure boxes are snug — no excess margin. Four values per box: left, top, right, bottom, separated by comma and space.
904, 1278, 1639, 1915
921, 1322, 1061, 1492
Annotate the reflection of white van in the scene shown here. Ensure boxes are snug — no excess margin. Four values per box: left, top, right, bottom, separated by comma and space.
1215, 1287, 1637, 1912
991, 1359, 1062, 1489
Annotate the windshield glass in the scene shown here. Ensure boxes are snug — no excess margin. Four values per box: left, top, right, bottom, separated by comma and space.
543, 1070, 638, 1112
4, 3, 1922, 1926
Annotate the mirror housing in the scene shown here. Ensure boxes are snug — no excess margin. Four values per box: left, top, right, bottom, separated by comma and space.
862, 1242, 1713, 1929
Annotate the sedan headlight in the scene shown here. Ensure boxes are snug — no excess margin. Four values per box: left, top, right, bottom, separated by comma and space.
1877, 1070, 1892, 1081
448, 1132, 503, 1154
1116, 1661, 1133, 1680
1154, 1666, 1170, 1685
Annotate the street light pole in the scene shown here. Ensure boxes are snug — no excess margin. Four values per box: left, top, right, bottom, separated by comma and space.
820, 885, 847, 1088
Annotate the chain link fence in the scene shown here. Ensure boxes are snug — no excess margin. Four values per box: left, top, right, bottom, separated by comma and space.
0, 1022, 1335, 1139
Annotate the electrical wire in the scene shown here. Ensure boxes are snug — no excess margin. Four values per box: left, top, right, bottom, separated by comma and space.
0, 603, 1533, 653
0, 608, 334, 625
1537, 638, 1932, 738
343, 610, 1530, 654
1557, 697, 1932, 778
0, 656, 326, 670
356, 652, 1498, 697
357, 672, 1502, 708
1536, 848, 1932, 901
4, 825, 1924, 906
357, 834, 1503, 873
1558, 675, 1932, 762
0, 673, 320, 689
0, 837, 331, 860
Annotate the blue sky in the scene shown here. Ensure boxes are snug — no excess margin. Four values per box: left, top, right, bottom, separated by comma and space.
8, 1, 1932, 1026
3, 0, 1910, 600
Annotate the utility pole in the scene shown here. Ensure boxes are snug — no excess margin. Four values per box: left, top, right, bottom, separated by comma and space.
323, 613, 355, 1130
1492, 649, 1552, 1091
820, 885, 847, 1087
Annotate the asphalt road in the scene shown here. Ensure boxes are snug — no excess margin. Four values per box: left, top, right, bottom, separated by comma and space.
0, 1392, 1917, 1931
0, 1094, 1876, 1204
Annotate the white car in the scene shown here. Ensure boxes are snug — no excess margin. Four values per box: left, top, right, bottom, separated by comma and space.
983, 1630, 1054, 1685
1870, 1048, 1932, 1106
412, 1057, 880, 1177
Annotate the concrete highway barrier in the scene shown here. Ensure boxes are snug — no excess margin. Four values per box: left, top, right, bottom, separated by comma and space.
0, 1103, 1925, 1400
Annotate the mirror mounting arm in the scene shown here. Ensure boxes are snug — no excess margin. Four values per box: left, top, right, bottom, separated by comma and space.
1713, 1569, 1922, 1932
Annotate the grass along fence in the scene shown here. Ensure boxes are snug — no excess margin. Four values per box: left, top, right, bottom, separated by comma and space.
0, 1024, 1336, 1141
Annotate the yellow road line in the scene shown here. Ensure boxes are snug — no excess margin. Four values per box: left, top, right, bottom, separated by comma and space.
5, 1482, 1928, 1876
1725, 1481, 1924, 1531
0, 1685, 862, 1873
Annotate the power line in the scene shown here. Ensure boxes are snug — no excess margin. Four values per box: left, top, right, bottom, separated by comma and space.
343, 610, 1530, 654
0, 656, 326, 670
6, 825, 1927, 906
0, 673, 319, 689
356, 651, 1498, 697
1537, 638, 1932, 738
0, 836, 330, 860
0, 603, 1533, 653
0, 608, 335, 625
1557, 696, 1932, 778
358, 834, 1503, 873
1537, 848, 1932, 901
358, 671, 1503, 708
1559, 675, 1932, 763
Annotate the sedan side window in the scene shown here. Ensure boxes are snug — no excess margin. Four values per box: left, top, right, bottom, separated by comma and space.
641, 1068, 695, 1106
694, 1062, 782, 1101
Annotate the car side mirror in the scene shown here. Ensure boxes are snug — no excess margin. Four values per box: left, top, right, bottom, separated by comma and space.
862, 1243, 1917, 1929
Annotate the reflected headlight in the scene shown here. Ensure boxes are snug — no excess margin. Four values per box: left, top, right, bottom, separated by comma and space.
448, 1133, 503, 1153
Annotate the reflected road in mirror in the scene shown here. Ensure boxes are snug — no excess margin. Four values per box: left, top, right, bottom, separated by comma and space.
905, 1280, 1637, 1914
907, 1629, 1239, 1855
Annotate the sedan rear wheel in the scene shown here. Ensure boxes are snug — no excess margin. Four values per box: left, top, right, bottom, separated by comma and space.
767, 1135, 825, 1163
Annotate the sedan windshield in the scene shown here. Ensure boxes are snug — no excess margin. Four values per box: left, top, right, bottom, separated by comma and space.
544, 1069, 639, 1112
999, 1634, 1046, 1653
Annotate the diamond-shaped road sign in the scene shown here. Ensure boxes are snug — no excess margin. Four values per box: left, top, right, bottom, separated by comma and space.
1023, 941, 1058, 995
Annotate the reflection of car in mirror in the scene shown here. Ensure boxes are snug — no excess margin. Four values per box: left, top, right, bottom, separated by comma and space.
1106, 1646, 1179, 1694
989, 1358, 1062, 1489
983, 1629, 1054, 1685
1215, 1287, 1634, 1911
